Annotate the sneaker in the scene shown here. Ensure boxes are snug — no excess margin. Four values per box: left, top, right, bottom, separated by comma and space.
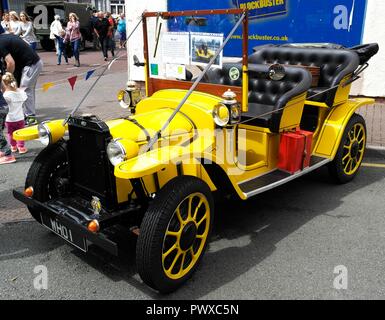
25, 116, 38, 126
18, 147, 28, 154
0, 155, 16, 164
11, 146, 17, 153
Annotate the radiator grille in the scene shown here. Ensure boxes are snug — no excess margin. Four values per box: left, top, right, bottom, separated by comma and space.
67, 116, 117, 210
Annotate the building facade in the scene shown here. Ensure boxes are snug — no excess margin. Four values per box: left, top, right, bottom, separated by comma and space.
1, 0, 125, 15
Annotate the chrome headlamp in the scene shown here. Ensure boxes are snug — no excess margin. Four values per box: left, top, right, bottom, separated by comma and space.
117, 90, 131, 109
117, 81, 142, 113
107, 138, 139, 167
213, 89, 241, 127
212, 103, 230, 127
107, 139, 126, 166
38, 123, 52, 146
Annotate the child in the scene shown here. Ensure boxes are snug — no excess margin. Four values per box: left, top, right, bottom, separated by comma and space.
2, 72, 28, 157
0, 81, 15, 164
57, 29, 69, 65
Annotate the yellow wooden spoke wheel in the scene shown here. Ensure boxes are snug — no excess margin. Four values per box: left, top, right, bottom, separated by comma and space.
136, 176, 214, 293
162, 192, 210, 280
329, 114, 367, 184
342, 122, 366, 175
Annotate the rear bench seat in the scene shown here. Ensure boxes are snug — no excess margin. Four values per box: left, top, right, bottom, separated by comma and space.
203, 63, 311, 133
248, 46, 360, 107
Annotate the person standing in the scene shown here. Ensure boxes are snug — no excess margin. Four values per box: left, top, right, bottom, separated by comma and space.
57, 30, 69, 65
0, 76, 15, 164
106, 12, 116, 57
1, 12, 11, 34
50, 15, 63, 54
89, 10, 99, 50
66, 13, 81, 67
2, 72, 28, 155
9, 11, 21, 36
93, 11, 110, 61
117, 13, 126, 49
0, 30, 43, 126
19, 12, 38, 51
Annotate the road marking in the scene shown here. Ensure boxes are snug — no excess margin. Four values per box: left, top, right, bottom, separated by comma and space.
255, 224, 270, 233
0, 248, 29, 258
362, 163, 385, 168
66, 67, 78, 70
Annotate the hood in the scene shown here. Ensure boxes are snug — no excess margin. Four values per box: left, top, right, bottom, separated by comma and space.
107, 108, 194, 144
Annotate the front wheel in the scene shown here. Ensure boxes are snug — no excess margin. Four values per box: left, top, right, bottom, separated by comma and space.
328, 113, 366, 184
25, 141, 69, 222
136, 176, 214, 293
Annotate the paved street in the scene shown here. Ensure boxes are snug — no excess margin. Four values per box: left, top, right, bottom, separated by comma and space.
1, 151, 385, 299
1, 49, 385, 299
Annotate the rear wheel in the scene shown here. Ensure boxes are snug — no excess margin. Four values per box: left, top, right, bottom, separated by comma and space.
136, 176, 214, 293
328, 114, 366, 184
25, 141, 69, 222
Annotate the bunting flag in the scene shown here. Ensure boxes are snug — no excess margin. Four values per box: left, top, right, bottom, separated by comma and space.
85, 69, 96, 81
68, 76, 78, 91
39, 51, 128, 93
42, 82, 54, 92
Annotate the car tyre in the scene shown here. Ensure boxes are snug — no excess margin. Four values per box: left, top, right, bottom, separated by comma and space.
136, 176, 214, 293
328, 113, 366, 184
25, 140, 69, 222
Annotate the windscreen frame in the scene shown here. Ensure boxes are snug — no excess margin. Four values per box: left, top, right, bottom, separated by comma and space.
142, 9, 249, 111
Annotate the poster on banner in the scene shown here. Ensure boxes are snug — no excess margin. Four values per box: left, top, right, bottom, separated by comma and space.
190, 32, 223, 67
165, 64, 186, 80
162, 32, 190, 65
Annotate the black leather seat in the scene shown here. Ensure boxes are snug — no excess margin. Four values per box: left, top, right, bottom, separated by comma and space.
248, 47, 360, 107
202, 63, 312, 133
203, 63, 242, 87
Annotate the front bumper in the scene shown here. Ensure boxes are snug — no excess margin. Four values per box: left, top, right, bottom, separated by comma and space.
13, 188, 137, 256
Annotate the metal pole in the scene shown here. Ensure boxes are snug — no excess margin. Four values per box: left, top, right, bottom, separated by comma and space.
144, 12, 246, 152
62, 18, 143, 125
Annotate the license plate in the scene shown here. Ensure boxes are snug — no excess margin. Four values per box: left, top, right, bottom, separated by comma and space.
40, 213, 88, 252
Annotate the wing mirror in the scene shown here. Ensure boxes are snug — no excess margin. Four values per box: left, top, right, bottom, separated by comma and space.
133, 55, 145, 67
268, 64, 286, 81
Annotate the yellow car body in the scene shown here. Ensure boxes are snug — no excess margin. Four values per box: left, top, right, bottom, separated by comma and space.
12, 9, 378, 293
14, 90, 374, 202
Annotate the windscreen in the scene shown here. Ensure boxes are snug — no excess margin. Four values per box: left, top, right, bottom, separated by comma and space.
145, 12, 245, 84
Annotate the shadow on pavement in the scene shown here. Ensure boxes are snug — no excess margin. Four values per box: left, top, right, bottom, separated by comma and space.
0, 221, 64, 261
65, 165, 384, 299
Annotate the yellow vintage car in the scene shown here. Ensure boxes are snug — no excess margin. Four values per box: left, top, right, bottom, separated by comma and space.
13, 9, 379, 293
194, 43, 215, 63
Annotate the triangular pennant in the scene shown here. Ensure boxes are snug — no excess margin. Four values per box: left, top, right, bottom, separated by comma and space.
42, 82, 54, 92
68, 76, 78, 91
85, 69, 96, 81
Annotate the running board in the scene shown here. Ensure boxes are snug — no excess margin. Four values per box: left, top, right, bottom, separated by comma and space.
238, 156, 331, 198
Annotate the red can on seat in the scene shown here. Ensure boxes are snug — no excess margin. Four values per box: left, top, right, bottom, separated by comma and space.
278, 129, 313, 174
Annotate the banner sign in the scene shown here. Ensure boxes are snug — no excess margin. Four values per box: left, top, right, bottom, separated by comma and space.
168, 0, 367, 56
234, 0, 287, 20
